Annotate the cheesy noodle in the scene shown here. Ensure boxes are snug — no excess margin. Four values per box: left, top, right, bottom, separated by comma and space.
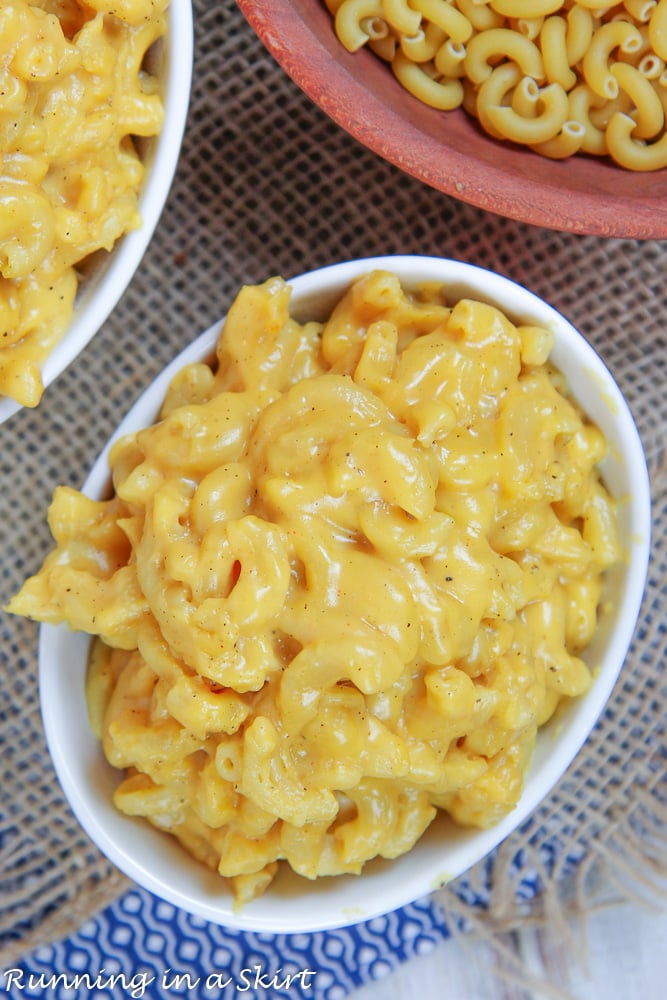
326, 0, 667, 170
9, 271, 620, 904
0, 0, 166, 408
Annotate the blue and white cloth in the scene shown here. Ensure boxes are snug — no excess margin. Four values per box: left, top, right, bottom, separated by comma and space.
1, 826, 587, 1000
2, 890, 451, 999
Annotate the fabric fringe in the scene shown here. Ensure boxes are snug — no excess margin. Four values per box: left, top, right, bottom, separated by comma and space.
432, 777, 667, 997
0, 868, 131, 971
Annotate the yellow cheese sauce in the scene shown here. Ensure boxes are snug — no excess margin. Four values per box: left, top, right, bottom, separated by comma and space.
8, 271, 620, 904
0, 0, 166, 407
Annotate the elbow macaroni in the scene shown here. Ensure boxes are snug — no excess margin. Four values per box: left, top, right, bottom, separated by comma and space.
8, 271, 620, 905
0, 1, 166, 408
327, 0, 667, 169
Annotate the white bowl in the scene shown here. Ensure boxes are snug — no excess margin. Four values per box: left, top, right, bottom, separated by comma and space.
38, 255, 651, 932
0, 1, 194, 425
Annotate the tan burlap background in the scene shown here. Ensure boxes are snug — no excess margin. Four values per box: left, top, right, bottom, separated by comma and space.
1, 0, 666, 974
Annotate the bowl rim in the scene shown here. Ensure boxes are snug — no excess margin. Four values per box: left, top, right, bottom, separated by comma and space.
38, 255, 652, 931
236, 0, 667, 240
0, 0, 195, 426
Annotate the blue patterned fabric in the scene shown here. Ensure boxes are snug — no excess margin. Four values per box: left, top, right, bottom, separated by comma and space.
1, 890, 452, 999
1, 825, 592, 998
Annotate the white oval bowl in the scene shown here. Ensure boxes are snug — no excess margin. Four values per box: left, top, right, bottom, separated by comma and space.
38, 255, 651, 933
0, 1, 194, 425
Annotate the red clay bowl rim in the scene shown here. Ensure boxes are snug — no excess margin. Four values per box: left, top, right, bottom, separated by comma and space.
236, 0, 667, 239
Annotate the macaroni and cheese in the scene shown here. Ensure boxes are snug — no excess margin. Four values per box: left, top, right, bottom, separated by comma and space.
0, 0, 166, 408
8, 271, 620, 904
326, 0, 667, 170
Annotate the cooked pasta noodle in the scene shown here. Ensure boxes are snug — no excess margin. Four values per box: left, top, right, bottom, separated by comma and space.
435, 38, 467, 76
542, 16, 579, 89
383, 0, 422, 35
335, 0, 386, 49
568, 82, 610, 151
0, 1, 166, 407
638, 50, 665, 76
511, 74, 541, 117
8, 271, 620, 904
393, 50, 464, 107
649, 0, 667, 58
474, 61, 522, 136
327, 0, 667, 169
582, 19, 643, 98
492, 0, 563, 16
415, 0, 473, 44
566, 5, 596, 64
611, 60, 664, 134
513, 17, 544, 42
457, 0, 504, 31
624, 0, 656, 22
531, 118, 588, 157
485, 81, 570, 142
464, 27, 545, 83
607, 106, 667, 163
401, 23, 446, 62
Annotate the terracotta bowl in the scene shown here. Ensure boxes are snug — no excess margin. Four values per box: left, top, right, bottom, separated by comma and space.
236, 0, 667, 239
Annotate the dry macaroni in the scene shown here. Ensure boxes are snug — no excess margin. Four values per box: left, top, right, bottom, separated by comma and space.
326, 0, 667, 169
0, 0, 166, 408
8, 271, 620, 904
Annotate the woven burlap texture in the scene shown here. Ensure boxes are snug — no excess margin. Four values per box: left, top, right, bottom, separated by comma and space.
1, 0, 666, 971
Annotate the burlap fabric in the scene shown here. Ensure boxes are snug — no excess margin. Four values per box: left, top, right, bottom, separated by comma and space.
1, 0, 666, 971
